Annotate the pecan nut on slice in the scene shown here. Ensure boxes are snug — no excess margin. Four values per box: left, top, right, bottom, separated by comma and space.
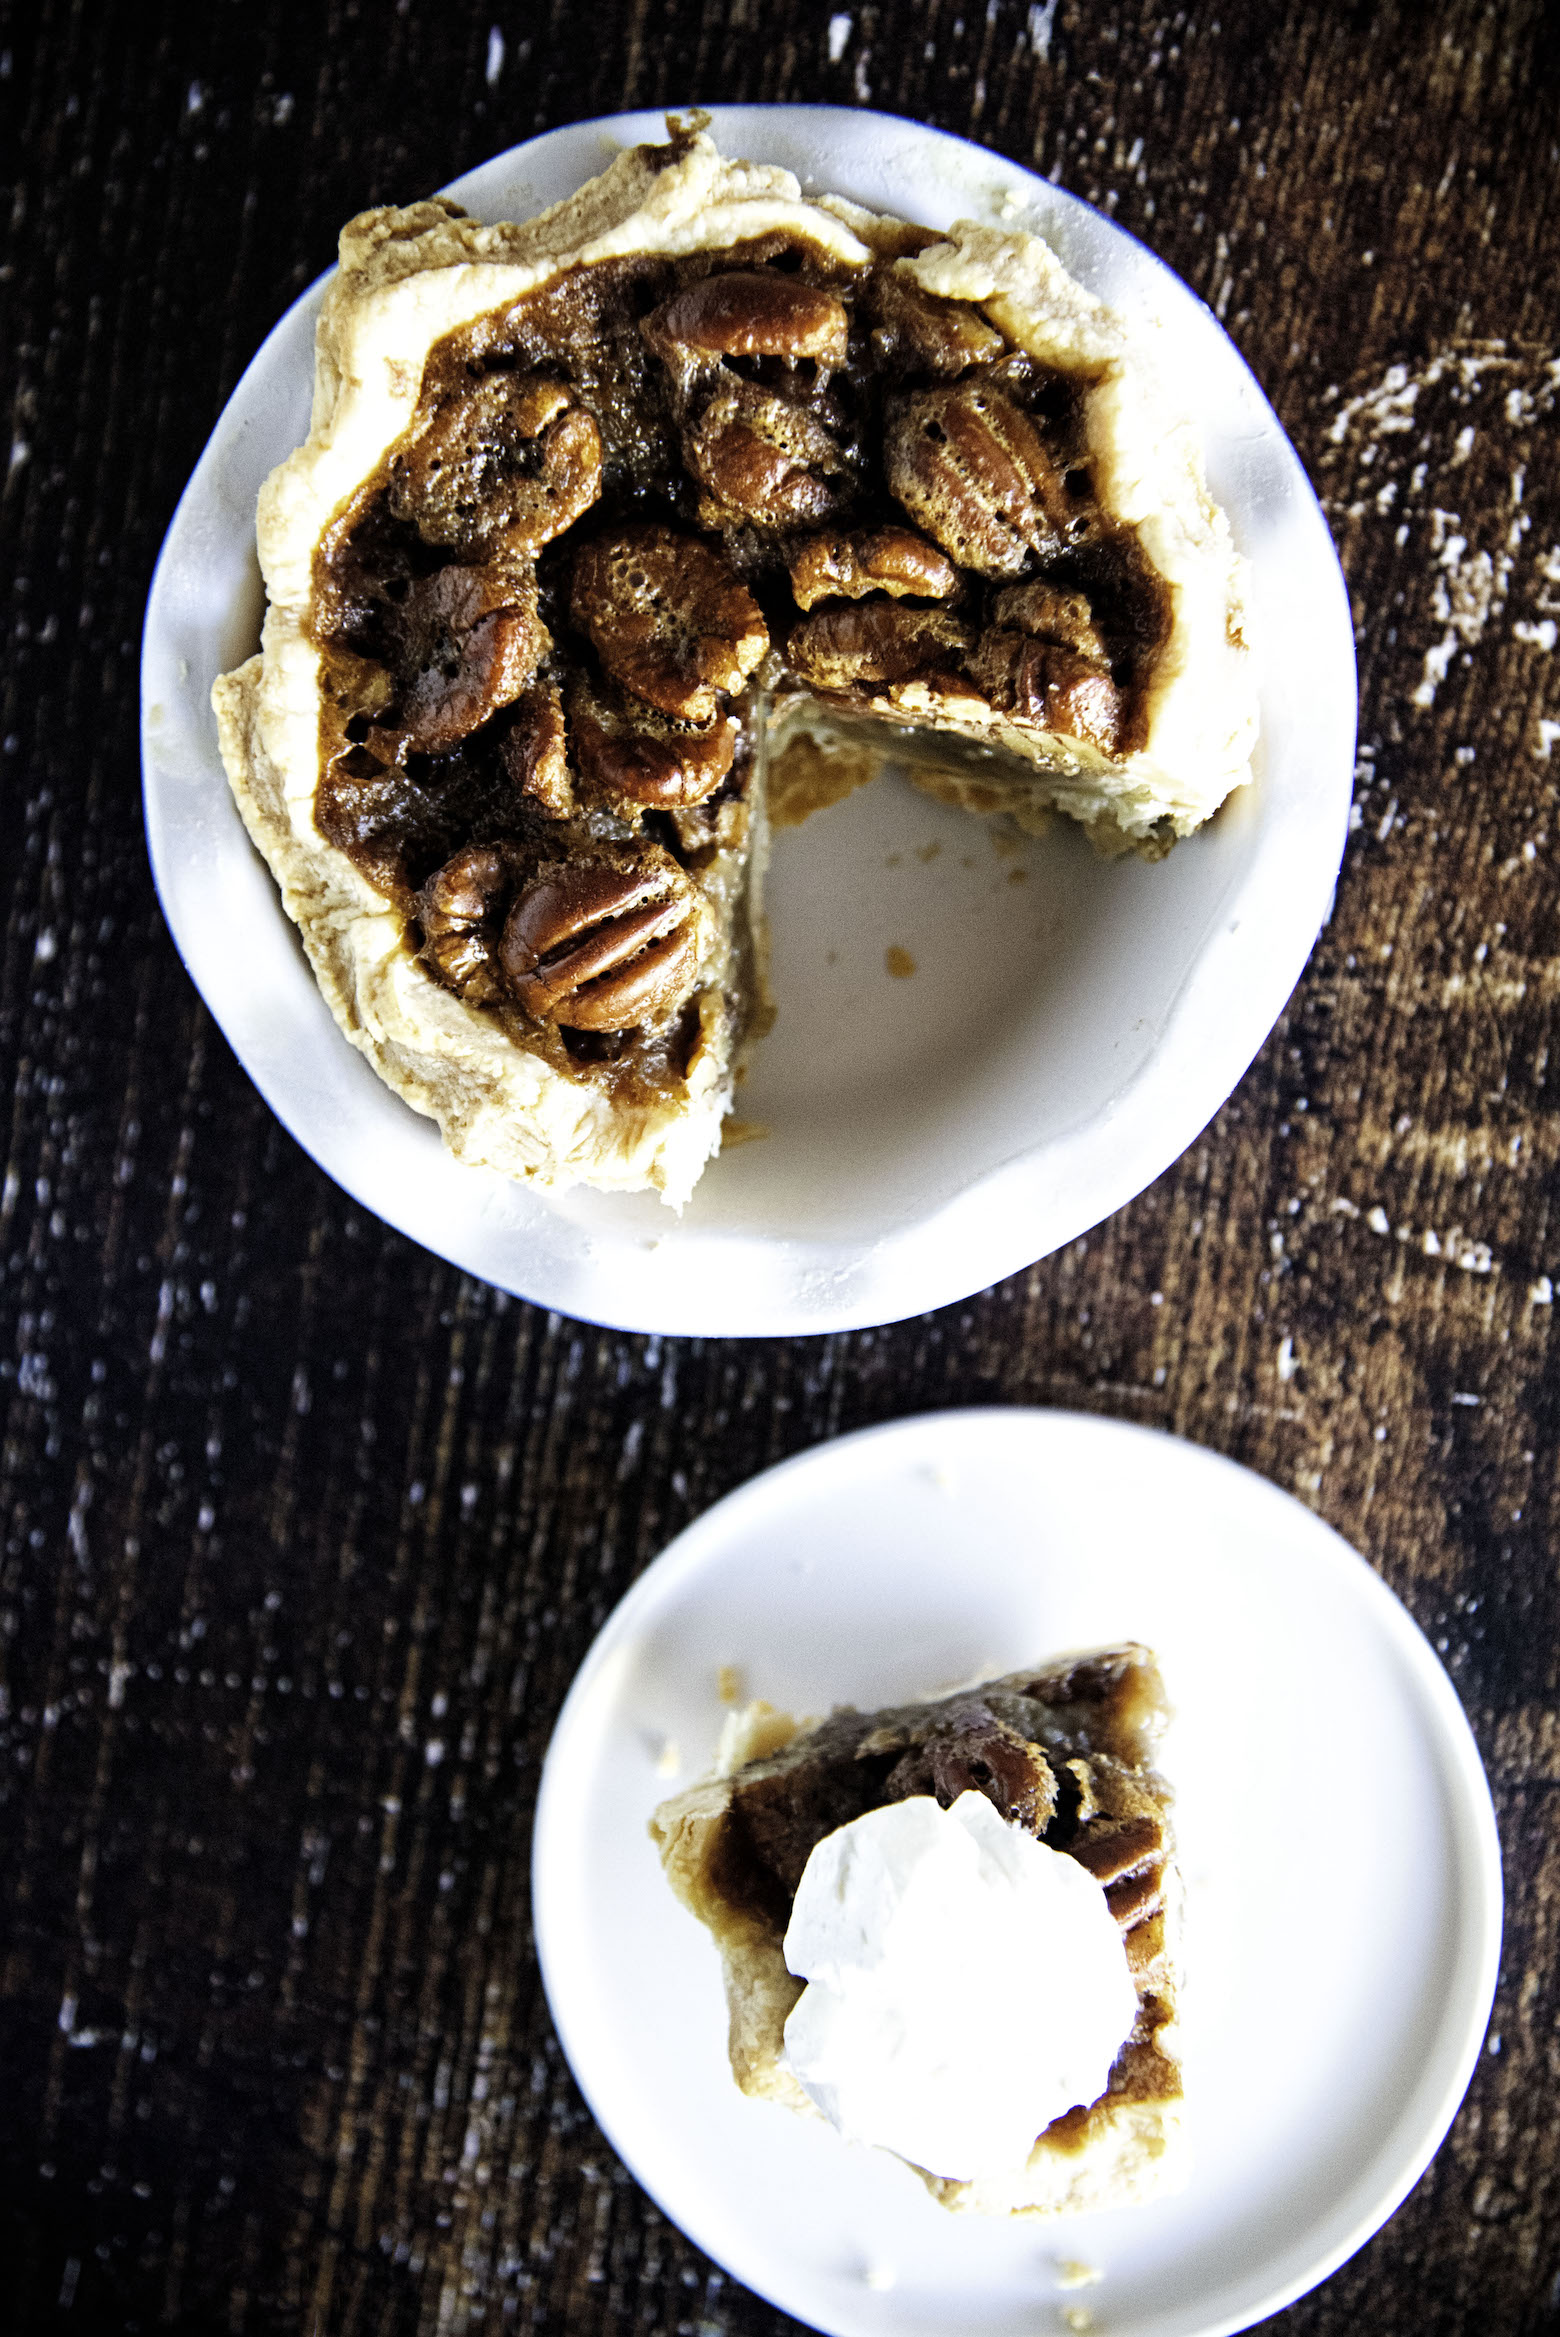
877, 1697, 1061, 1835
884, 383, 1073, 578
785, 601, 972, 695
569, 525, 768, 724
416, 842, 524, 1003
787, 526, 959, 611
500, 849, 701, 1032
387, 374, 604, 556
1069, 1809, 1165, 1889
568, 672, 737, 812
381, 562, 548, 757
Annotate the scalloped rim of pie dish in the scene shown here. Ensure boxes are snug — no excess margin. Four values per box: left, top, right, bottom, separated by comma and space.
213, 124, 1256, 1209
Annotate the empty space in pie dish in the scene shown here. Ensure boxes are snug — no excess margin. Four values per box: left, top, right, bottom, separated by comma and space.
142, 106, 1353, 1335
682, 769, 1261, 1244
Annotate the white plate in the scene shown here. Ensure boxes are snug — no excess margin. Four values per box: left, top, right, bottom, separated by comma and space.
141, 107, 1356, 1335
533, 1410, 1501, 2337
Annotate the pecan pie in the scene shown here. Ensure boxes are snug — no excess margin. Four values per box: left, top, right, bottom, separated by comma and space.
214, 119, 1255, 1206
651, 1644, 1183, 2216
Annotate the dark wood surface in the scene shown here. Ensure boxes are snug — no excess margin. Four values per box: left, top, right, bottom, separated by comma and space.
2, 1, 1558, 2329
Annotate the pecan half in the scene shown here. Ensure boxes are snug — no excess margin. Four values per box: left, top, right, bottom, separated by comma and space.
865, 270, 1005, 376
884, 384, 1071, 577
500, 851, 700, 1031
569, 673, 737, 811
965, 630, 1124, 754
644, 271, 849, 372
785, 602, 972, 694
1069, 1812, 1164, 1888
991, 579, 1108, 663
881, 1699, 1060, 1835
387, 374, 604, 555
384, 563, 547, 755
500, 680, 572, 817
684, 380, 856, 529
416, 842, 519, 1002
569, 526, 768, 723
787, 525, 959, 610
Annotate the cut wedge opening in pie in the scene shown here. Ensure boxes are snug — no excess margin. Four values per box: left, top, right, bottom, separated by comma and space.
651, 1643, 1184, 2216
215, 117, 1256, 1207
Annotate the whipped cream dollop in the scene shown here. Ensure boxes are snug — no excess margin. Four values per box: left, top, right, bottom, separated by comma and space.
781, 1790, 1137, 2181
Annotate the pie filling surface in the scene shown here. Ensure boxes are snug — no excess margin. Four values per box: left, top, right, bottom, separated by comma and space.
216, 123, 1255, 1201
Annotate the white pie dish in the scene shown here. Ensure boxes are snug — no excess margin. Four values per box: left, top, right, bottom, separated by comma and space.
532, 1408, 1502, 2337
141, 106, 1355, 1335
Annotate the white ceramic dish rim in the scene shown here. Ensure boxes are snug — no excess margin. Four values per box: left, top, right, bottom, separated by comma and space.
532, 1409, 1503, 2337
141, 105, 1357, 1336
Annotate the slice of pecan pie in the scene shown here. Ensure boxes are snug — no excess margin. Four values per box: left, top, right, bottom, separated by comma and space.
651, 1643, 1183, 2216
214, 118, 1255, 1206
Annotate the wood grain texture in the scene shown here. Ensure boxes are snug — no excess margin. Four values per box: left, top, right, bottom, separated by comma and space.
1, 0, 1557, 2329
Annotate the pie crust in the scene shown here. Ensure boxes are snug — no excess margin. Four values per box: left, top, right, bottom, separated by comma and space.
651, 1645, 1184, 2216
214, 119, 1255, 1208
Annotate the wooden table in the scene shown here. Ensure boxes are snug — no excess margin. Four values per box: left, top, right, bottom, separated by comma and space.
2, 3, 1556, 2329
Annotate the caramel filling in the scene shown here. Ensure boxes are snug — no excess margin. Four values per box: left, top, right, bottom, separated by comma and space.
311, 241, 1172, 1108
